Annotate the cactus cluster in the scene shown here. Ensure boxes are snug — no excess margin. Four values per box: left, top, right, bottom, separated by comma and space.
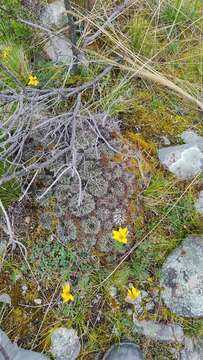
38, 120, 137, 255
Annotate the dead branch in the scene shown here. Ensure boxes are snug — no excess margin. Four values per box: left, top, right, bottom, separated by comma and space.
0, 200, 27, 257
84, 0, 136, 45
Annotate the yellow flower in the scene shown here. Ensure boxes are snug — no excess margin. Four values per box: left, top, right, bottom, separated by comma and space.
127, 286, 141, 300
2, 47, 10, 60
28, 74, 39, 86
61, 282, 74, 303
112, 227, 128, 244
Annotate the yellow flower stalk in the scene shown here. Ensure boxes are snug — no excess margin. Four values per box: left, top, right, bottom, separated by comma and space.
28, 74, 39, 86
112, 227, 128, 244
61, 282, 74, 303
127, 286, 141, 300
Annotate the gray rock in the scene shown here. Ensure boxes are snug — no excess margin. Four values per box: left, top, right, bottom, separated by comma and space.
102, 342, 144, 360
181, 338, 203, 360
50, 327, 80, 360
158, 130, 203, 179
181, 130, 203, 147
0, 293, 11, 305
0, 329, 48, 360
160, 236, 203, 317
0, 240, 7, 258
158, 145, 203, 179
195, 191, 203, 215
40, 0, 68, 28
44, 35, 73, 64
133, 318, 184, 343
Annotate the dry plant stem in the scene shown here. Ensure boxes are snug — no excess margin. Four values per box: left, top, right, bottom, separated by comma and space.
37, 166, 71, 200
31, 282, 60, 350
82, 6, 203, 110
0, 62, 24, 89
0, 201, 28, 258
0, 65, 113, 188
64, 0, 80, 73
98, 174, 200, 287
84, 0, 136, 45
19, 170, 39, 202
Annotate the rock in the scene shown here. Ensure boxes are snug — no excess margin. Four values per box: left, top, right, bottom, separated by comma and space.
181, 338, 203, 360
44, 35, 73, 64
158, 145, 203, 179
133, 318, 184, 343
0, 328, 48, 360
0, 240, 7, 258
181, 130, 203, 147
195, 191, 203, 215
158, 130, 203, 179
102, 342, 144, 360
108, 286, 118, 298
40, 0, 68, 28
0, 293, 11, 305
50, 327, 80, 360
161, 136, 171, 145
160, 236, 203, 317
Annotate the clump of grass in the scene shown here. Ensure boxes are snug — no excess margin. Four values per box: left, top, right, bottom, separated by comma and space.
160, 0, 202, 29
0, 42, 30, 85
0, 161, 20, 207
128, 16, 157, 57
184, 319, 203, 339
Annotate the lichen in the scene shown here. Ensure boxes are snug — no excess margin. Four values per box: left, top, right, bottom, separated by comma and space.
69, 193, 95, 217
81, 216, 101, 235
57, 219, 77, 243
87, 175, 108, 197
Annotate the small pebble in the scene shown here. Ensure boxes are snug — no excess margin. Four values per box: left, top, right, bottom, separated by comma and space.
25, 216, 31, 224
108, 286, 118, 298
21, 285, 28, 295
34, 298, 42, 305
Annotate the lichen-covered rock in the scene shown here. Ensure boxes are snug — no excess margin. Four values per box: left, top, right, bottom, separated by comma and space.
158, 130, 203, 179
181, 338, 203, 360
195, 191, 203, 215
160, 236, 203, 317
40, 0, 68, 28
133, 318, 184, 343
50, 327, 80, 360
158, 145, 203, 179
181, 130, 203, 148
44, 35, 73, 65
102, 342, 144, 360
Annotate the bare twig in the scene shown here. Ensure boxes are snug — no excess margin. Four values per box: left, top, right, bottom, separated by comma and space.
37, 166, 71, 200
0, 200, 27, 257
84, 0, 136, 45
64, 0, 80, 73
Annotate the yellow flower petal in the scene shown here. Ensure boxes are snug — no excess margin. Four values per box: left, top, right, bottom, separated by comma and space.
127, 286, 141, 300
61, 282, 74, 303
28, 74, 39, 86
112, 227, 129, 244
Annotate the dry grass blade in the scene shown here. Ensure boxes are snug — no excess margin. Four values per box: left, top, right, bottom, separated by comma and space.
78, 2, 203, 110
